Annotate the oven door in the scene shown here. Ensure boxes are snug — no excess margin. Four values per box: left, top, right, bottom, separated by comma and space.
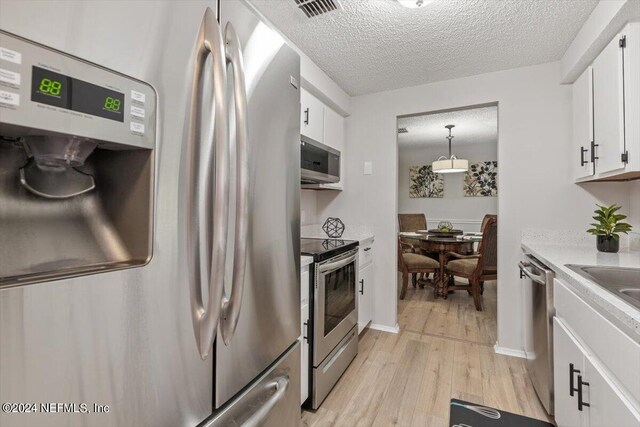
313, 249, 358, 365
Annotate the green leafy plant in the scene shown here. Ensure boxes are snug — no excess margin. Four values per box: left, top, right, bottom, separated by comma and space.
587, 204, 633, 240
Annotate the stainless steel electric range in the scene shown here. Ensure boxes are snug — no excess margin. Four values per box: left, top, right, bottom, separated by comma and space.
301, 238, 359, 409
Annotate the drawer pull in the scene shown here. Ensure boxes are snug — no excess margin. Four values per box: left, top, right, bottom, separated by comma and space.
577, 374, 590, 411
569, 363, 580, 397
363, 247, 371, 252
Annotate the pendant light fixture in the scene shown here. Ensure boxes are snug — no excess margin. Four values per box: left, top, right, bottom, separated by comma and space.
432, 125, 469, 174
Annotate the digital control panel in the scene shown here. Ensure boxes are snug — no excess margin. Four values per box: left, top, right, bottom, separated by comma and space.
31, 66, 125, 122
0, 31, 155, 150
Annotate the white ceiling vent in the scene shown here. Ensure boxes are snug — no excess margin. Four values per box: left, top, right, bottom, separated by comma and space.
295, 0, 342, 18
397, 127, 408, 134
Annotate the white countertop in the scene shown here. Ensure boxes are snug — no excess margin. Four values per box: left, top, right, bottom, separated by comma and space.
301, 224, 374, 244
522, 239, 640, 342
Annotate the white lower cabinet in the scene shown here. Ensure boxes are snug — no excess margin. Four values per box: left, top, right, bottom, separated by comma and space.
300, 262, 311, 406
300, 303, 309, 405
584, 353, 640, 427
554, 318, 640, 427
357, 238, 375, 333
554, 317, 589, 427
357, 262, 373, 333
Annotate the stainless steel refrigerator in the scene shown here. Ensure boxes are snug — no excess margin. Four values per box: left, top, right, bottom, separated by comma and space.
0, 1, 301, 426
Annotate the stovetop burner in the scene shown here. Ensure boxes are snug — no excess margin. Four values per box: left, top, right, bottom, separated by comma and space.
301, 238, 358, 262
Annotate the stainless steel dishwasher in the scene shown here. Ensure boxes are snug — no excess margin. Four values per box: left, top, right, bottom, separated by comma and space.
519, 254, 555, 416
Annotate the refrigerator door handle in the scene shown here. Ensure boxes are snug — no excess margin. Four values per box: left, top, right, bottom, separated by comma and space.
220, 22, 249, 346
243, 376, 290, 427
186, 7, 229, 360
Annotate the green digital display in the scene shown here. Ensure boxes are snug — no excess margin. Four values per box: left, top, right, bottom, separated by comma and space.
104, 96, 121, 112
31, 66, 124, 122
38, 78, 63, 97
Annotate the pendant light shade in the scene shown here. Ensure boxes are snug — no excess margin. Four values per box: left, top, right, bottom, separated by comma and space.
432, 124, 468, 174
432, 157, 469, 174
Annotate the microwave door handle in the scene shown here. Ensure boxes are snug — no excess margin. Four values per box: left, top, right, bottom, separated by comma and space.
220, 22, 249, 346
318, 254, 357, 274
186, 7, 229, 360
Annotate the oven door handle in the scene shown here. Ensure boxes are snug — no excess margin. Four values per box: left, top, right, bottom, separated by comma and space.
318, 254, 357, 274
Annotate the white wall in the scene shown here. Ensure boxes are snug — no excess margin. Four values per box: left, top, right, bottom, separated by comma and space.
630, 181, 640, 230
300, 190, 318, 226
319, 61, 633, 352
398, 142, 498, 231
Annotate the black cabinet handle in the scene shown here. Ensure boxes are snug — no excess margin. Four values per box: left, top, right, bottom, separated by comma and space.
303, 321, 309, 342
304, 108, 309, 125
359, 279, 364, 295
580, 147, 588, 166
364, 247, 372, 252
577, 374, 590, 411
591, 141, 599, 163
570, 363, 580, 397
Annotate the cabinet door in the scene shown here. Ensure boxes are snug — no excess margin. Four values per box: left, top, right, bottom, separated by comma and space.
584, 356, 640, 427
554, 317, 587, 427
301, 88, 324, 143
593, 33, 626, 174
300, 303, 310, 405
358, 262, 374, 333
572, 66, 594, 180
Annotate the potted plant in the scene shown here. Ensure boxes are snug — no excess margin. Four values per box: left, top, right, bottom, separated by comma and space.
587, 204, 633, 253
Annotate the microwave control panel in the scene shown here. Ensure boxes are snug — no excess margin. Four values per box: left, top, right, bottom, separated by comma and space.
0, 30, 155, 149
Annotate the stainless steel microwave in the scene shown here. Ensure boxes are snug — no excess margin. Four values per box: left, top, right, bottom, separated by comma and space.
300, 136, 340, 184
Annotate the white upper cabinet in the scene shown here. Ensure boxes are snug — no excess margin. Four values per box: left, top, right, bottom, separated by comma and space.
301, 88, 324, 143
300, 90, 346, 191
572, 66, 595, 180
592, 33, 625, 175
573, 22, 640, 182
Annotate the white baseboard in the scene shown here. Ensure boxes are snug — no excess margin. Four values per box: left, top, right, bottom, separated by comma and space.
368, 323, 400, 334
494, 343, 526, 358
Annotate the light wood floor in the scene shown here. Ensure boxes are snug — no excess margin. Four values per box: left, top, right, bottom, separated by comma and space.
301, 279, 550, 427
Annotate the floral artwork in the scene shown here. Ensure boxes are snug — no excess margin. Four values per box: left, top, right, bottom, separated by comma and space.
464, 161, 498, 197
409, 165, 444, 198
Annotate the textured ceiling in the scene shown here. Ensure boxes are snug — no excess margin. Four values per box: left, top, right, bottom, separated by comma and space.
397, 106, 497, 148
248, 0, 599, 95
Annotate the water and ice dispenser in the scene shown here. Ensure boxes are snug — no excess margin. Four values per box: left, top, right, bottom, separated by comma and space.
0, 31, 156, 287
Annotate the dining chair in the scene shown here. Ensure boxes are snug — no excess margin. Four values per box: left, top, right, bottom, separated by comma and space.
443, 217, 497, 311
398, 213, 437, 285
397, 238, 440, 299
480, 214, 497, 233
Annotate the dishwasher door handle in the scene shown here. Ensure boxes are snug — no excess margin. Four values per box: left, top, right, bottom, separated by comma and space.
518, 261, 546, 285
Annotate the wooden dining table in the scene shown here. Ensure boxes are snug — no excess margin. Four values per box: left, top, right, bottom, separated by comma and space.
399, 232, 482, 299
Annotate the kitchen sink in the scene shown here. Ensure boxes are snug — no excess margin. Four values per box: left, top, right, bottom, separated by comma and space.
566, 265, 640, 310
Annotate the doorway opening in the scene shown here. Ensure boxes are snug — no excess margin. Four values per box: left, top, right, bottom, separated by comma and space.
396, 103, 499, 346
